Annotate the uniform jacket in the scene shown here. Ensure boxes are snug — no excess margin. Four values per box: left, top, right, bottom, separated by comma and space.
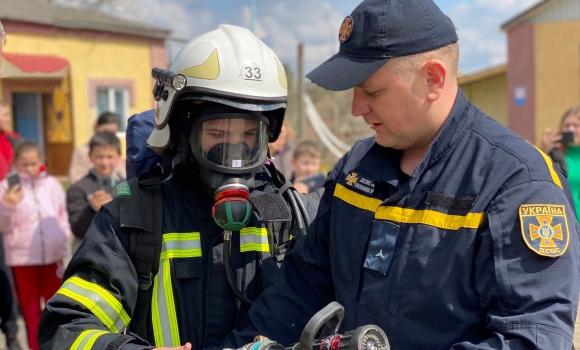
67, 171, 124, 240
0, 171, 71, 267
224, 91, 580, 350
39, 164, 297, 350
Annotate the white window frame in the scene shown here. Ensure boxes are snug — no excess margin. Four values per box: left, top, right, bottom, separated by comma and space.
96, 86, 130, 137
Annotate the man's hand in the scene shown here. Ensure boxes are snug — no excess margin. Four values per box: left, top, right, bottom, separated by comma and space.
3, 184, 23, 206
90, 190, 113, 212
153, 343, 192, 350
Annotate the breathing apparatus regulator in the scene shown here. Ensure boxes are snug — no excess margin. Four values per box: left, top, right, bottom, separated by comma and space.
147, 25, 309, 306
235, 302, 391, 350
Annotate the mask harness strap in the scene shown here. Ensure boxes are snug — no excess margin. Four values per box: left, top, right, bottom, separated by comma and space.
137, 133, 191, 187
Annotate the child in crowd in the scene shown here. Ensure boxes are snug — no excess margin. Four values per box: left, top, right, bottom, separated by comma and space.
290, 140, 324, 194
67, 131, 124, 254
68, 111, 126, 185
0, 141, 71, 350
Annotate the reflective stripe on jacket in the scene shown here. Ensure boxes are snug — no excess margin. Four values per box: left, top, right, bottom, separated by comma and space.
39, 164, 292, 350
224, 90, 580, 350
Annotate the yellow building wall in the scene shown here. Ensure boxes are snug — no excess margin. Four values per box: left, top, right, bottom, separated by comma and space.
5, 32, 155, 147
460, 74, 508, 126
534, 21, 580, 142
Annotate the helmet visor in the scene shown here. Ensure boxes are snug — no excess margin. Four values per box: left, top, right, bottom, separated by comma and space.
190, 115, 269, 173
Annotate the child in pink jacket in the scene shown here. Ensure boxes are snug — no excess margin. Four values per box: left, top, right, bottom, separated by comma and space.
0, 141, 71, 350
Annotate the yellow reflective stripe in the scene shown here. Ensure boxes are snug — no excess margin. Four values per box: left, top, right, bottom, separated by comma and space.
160, 249, 202, 260
163, 232, 200, 242
70, 330, 108, 350
164, 259, 180, 345
533, 145, 563, 189
240, 243, 270, 252
153, 233, 201, 347
152, 258, 181, 347
334, 183, 382, 212
240, 227, 267, 236
160, 232, 202, 260
375, 206, 484, 230
151, 271, 163, 346
240, 227, 269, 252
57, 276, 130, 333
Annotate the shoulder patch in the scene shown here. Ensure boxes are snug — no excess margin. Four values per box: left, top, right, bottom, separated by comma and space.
116, 182, 131, 196
344, 171, 376, 196
519, 204, 569, 257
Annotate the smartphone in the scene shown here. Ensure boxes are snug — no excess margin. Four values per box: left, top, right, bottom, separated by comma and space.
97, 177, 114, 195
6, 172, 20, 190
561, 131, 575, 145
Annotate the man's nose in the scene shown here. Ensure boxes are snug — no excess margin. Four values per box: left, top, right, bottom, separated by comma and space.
351, 88, 372, 117
228, 134, 242, 144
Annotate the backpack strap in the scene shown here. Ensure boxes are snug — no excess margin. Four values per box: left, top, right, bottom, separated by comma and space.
116, 178, 163, 338
263, 161, 310, 261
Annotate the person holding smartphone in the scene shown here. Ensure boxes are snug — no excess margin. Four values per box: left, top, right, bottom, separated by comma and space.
540, 106, 580, 216
66, 131, 124, 255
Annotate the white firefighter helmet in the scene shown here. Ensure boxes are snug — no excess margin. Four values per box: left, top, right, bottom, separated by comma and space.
147, 24, 288, 154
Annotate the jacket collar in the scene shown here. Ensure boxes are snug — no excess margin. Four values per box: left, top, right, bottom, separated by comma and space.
409, 89, 471, 188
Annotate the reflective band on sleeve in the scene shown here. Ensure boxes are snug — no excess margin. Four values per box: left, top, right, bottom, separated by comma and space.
533, 145, 563, 189
70, 329, 108, 350
160, 232, 202, 260
240, 227, 269, 252
152, 232, 201, 347
334, 183, 382, 212
57, 276, 130, 333
375, 206, 484, 230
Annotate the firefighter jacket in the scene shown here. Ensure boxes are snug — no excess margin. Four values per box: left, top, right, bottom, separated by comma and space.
224, 91, 580, 350
39, 163, 295, 350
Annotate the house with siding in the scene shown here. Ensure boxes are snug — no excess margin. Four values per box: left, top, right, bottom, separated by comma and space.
458, 0, 580, 144
0, 0, 170, 175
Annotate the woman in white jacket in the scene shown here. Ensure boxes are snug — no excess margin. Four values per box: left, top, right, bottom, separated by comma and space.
0, 141, 71, 350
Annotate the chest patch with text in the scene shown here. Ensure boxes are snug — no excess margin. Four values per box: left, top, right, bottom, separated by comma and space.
344, 172, 376, 195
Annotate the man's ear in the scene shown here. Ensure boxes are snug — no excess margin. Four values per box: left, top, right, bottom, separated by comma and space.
423, 59, 447, 102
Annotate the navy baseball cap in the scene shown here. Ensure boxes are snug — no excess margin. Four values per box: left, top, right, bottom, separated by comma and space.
307, 0, 458, 91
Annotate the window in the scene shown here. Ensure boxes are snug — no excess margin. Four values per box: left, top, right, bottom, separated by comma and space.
96, 87, 130, 132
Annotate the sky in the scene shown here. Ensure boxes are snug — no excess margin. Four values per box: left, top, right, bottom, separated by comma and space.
107, 0, 541, 77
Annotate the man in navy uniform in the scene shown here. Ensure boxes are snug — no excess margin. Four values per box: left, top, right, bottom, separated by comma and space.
223, 0, 580, 349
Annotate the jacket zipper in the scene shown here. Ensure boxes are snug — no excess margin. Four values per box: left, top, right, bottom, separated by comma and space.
31, 178, 46, 265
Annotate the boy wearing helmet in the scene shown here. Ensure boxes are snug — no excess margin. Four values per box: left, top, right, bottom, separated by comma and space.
38, 25, 312, 350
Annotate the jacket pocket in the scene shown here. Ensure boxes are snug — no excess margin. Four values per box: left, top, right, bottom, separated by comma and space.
363, 220, 400, 275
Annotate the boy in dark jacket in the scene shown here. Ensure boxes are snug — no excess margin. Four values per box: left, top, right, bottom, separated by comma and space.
67, 132, 124, 253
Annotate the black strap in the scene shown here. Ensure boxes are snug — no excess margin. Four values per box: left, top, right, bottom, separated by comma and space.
264, 161, 294, 194
105, 335, 136, 350
125, 182, 163, 339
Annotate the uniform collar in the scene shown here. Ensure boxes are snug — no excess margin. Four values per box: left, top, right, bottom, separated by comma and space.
409, 89, 471, 188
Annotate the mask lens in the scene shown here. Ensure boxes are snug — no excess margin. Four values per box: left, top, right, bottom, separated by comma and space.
191, 117, 268, 172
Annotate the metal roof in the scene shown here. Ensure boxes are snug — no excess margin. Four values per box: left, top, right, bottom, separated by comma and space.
0, 0, 171, 39
457, 65, 507, 86
501, 0, 580, 31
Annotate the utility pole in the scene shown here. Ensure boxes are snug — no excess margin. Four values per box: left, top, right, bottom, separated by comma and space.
297, 42, 304, 138
249, 0, 256, 34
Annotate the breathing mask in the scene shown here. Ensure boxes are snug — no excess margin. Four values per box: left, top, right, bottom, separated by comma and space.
189, 113, 269, 231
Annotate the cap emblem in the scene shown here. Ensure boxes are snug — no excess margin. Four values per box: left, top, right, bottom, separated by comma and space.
339, 16, 354, 43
